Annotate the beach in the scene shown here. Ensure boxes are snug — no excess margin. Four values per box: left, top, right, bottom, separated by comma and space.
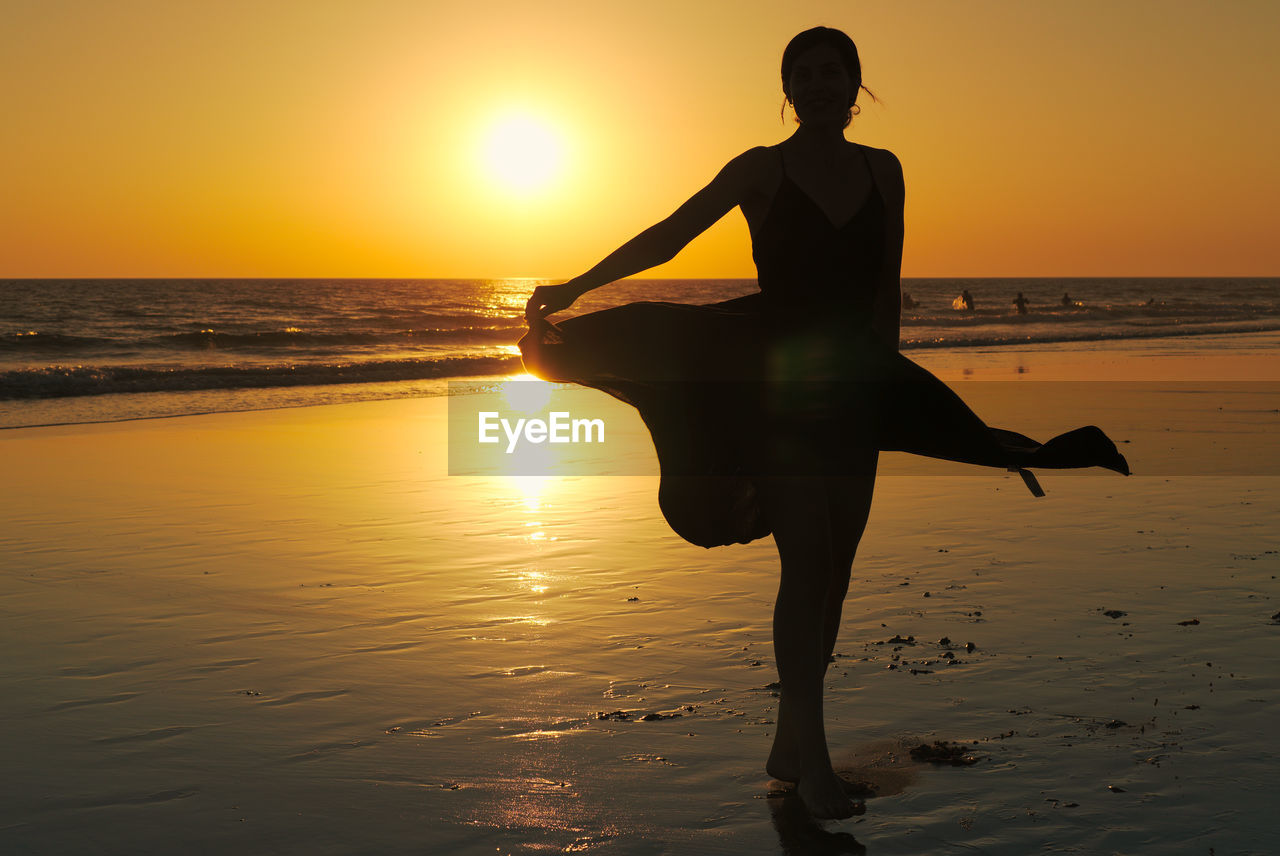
2, 333, 1278, 855
8, 0, 1280, 849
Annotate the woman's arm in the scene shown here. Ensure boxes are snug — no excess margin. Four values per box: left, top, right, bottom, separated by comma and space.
525, 148, 765, 319
869, 148, 905, 351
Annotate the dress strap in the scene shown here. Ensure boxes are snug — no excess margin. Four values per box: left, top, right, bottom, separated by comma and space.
855, 144, 884, 208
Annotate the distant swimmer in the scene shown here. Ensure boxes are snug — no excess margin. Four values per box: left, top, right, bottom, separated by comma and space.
901, 292, 917, 310
1061, 292, 1073, 307
1012, 292, 1029, 315
952, 289, 975, 311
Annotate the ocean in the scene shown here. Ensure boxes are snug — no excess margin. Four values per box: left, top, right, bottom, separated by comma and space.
2, 277, 1278, 429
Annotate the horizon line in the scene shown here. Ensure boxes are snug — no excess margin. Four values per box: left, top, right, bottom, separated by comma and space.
3, 274, 1277, 282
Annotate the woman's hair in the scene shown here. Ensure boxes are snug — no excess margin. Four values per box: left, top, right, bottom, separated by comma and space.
780, 26, 877, 128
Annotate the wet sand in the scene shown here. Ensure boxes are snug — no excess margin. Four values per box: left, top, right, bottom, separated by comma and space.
1, 333, 1278, 855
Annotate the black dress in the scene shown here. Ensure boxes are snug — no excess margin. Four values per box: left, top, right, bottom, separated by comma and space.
519, 146, 1129, 548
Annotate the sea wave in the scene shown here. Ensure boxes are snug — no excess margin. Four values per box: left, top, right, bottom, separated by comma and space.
901, 319, 1280, 348
0, 332, 117, 351
7, 320, 1280, 401
152, 326, 523, 349
0, 325, 525, 353
0, 355, 523, 400
898, 301, 1280, 327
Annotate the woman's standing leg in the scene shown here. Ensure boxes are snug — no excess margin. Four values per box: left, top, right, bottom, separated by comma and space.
820, 458, 878, 669
760, 475, 859, 819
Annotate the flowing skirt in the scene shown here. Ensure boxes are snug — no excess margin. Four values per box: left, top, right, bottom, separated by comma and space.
519, 293, 1129, 548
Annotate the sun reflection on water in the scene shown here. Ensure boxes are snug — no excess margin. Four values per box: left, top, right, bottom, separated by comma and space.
511, 475, 548, 510
501, 374, 554, 412
519, 570, 550, 595
473, 279, 546, 318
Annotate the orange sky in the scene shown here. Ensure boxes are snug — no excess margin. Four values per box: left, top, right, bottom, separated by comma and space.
3, 0, 1278, 278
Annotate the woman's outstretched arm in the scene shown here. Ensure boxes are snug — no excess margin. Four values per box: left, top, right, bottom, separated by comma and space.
525, 148, 765, 320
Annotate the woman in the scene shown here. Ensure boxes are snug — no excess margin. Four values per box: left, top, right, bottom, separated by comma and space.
521, 27, 1127, 819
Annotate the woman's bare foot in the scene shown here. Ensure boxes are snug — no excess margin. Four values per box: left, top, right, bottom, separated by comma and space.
770, 759, 870, 808
797, 770, 859, 819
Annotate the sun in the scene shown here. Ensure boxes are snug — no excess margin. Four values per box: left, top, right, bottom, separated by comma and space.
480, 112, 565, 197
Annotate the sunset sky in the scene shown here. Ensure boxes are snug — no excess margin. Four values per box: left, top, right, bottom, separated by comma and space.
4, 0, 1278, 279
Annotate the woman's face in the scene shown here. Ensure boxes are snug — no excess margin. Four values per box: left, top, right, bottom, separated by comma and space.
787, 43, 854, 127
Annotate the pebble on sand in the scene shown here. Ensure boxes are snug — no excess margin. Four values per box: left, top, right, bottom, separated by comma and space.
909, 741, 980, 766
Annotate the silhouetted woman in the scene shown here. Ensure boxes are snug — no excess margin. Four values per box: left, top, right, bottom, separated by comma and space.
521, 27, 1127, 819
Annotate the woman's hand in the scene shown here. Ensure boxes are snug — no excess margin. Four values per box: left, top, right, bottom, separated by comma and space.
524, 280, 585, 321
